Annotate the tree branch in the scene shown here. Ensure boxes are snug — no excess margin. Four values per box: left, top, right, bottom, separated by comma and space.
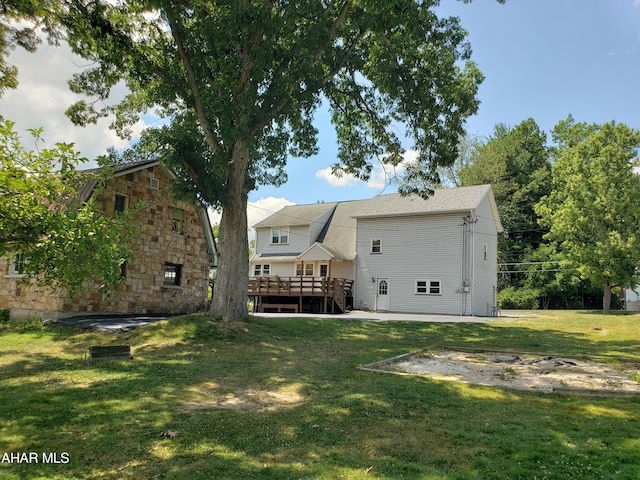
164, 7, 221, 155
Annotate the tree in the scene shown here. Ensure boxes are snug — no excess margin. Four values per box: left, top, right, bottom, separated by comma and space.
536, 117, 640, 313
459, 119, 551, 264
0, 0, 61, 96
47, 0, 497, 322
0, 120, 139, 297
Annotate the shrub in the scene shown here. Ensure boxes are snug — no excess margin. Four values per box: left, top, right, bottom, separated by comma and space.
0, 309, 9, 323
498, 287, 540, 310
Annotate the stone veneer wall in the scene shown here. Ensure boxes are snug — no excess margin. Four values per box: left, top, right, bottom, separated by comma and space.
0, 257, 63, 321
0, 165, 211, 320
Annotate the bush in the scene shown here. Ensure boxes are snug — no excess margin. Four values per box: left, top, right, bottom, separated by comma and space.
0, 309, 9, 323
498, 287, 540, 310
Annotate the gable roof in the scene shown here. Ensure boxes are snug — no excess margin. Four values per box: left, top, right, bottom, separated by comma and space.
80, 160, 218, 266
351, 185, 494, 218
253, 202, 337, 228
352, 185, 502, 233
253, 185, 502, 262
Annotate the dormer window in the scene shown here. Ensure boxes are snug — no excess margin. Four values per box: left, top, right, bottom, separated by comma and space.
271, 227, 289, 245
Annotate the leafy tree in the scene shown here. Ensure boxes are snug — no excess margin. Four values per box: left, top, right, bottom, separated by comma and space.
536, 117, 640, 313
50, 0, 496, 321
459, 118, 551, 265
0, 0, 61, 96
0, 120, 139, 297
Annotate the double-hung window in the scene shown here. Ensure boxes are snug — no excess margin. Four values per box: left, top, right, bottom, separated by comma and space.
271, 227, 289, 245
370, 238, 382, 254
8, 252, 28, 276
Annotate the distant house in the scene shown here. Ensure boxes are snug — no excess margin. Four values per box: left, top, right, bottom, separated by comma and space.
249, 185, 502, 316
0, 159, 217, 321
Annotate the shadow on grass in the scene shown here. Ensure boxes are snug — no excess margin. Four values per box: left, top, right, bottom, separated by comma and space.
0, 314, 639, 479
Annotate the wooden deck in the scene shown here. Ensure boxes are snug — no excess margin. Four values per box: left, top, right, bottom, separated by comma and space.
248, 276, 353, 314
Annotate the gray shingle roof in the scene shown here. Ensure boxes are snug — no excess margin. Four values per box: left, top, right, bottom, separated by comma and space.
351, 185, 492, 218
253, 202, 337, 228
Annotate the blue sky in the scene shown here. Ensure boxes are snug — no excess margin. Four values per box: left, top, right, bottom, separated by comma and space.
1, 1, 639, 227
253, 0, 640, 209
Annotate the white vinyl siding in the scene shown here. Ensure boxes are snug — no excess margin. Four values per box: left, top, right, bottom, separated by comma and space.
471, 197, 500, 316
256, 225, 309, 255
354, 213, 464, 315
416, 279, 441, 295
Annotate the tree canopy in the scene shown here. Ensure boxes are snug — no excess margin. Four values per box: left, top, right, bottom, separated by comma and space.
459, 118, 551, 260
0, 120, 139, 297
39, 0, 494, 321
536, 117, 640, 313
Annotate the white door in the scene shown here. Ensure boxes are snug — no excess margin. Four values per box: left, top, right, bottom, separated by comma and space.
376, 278, 389, 311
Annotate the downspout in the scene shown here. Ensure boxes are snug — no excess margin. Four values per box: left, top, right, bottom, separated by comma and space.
469, 210, 478, 316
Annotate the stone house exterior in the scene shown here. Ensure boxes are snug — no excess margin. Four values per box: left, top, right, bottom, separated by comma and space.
0, 159, 217, 321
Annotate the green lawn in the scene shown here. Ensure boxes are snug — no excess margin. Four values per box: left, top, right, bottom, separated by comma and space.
1, 311, 639, 479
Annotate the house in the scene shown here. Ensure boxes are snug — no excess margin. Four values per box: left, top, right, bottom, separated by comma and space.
0, 159, 217, 321
249, 185, 502, 316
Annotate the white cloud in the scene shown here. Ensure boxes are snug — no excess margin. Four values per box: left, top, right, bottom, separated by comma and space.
315, 150, 419, 190
0, 41, 146, 163
315, 167, 359, 187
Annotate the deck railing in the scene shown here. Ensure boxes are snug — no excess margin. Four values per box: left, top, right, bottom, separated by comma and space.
248, 276, 353, 312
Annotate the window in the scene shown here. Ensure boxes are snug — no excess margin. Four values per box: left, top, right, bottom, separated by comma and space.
8, 253, 28, 275
370, 238, 382, 254
150, 178, 160, 190
172, 208, 184, 234
320, 264, 328, 277
416, 279, 441, 295
304, 263, 314, 276
114, 194, 128, 213
295, 263, 303, 276
271, 227, 289, 244
254, 264, 270, 276
164, 263, 182, 286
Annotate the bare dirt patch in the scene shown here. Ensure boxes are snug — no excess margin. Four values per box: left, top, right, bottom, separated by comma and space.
359, 348, 640, 396
179, 385, 305, 412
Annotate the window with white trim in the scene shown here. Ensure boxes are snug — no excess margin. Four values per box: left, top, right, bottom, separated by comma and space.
370, 238, 382, 254
271, 227, 289, 244
304, 263, 314, 276
254, 264, 270, 276
8, 252, 28, 275
416, 279, 441, 295
295, 263, 303, 276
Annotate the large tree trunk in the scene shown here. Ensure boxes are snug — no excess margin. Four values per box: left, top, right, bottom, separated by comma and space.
603, 282, 612, 314
210, 140, 250, 322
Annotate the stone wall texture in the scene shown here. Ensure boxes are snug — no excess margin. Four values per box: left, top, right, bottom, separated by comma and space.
1, 165, 212, 320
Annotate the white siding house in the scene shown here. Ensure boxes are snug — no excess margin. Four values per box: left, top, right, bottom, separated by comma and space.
250, 185, 502, 316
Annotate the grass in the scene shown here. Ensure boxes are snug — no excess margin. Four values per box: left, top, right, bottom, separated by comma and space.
0, 310, 639, 479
